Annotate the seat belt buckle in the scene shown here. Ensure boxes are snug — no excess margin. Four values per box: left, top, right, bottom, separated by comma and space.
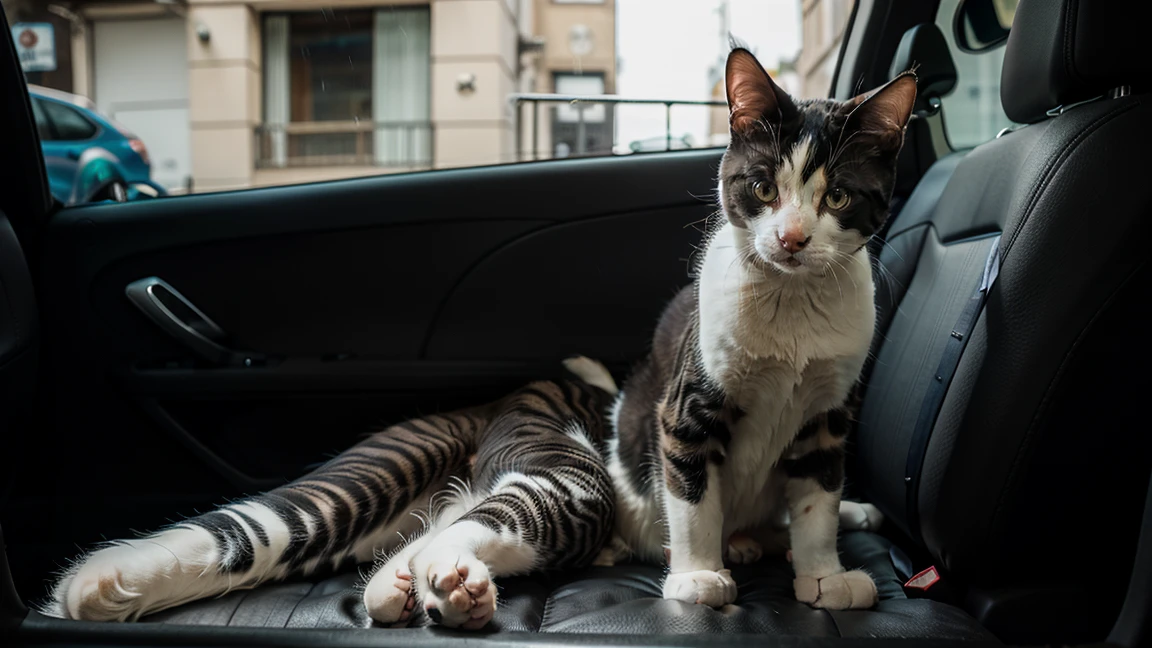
903, 566, 942, 597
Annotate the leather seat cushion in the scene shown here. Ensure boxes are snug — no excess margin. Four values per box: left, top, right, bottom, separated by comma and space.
141, 531, 990, 639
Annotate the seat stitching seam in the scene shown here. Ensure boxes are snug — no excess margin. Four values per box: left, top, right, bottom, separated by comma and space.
538, 583, 557, 632
222, 588, 253, 627
824, 608, 845, 638
1002, 101, 1134, 260
1063, 0, 1078, 87
282, 580, 320, 629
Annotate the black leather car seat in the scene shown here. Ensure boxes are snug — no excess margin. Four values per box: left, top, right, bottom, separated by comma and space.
54, 0, 1146, 643
857, 0, 1152, 642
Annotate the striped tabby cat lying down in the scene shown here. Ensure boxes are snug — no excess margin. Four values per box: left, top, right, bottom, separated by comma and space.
45, 357, 618, 629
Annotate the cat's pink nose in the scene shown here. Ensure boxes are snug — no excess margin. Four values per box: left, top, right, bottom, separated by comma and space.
778, 230, 811, 254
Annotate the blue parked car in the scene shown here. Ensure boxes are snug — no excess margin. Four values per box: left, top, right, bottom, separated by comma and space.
28, 84, 166, 206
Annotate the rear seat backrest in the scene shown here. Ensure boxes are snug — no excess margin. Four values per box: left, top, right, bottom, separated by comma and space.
855, 0, 1152, 639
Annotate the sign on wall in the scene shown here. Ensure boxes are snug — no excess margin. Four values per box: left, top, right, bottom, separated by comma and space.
12, 23, 57, 72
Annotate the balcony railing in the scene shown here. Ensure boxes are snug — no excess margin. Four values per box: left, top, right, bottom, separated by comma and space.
254, 121, 433, 169
508, 93, 728, 162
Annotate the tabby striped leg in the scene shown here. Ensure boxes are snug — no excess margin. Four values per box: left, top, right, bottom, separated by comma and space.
781, 411, 877, 610
407, 417, 614, 630
361, 484, 481, 627
406, 472, 568, 630
45, 409, 487, 622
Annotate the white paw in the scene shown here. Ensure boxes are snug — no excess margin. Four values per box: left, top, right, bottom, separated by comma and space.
52, 539, 201, 621
412, 546, 497, 630
662, 569, 737, 607
562, 356, 618, 395
794, 570, 877, 609
725, 534, 763, 565
839, 500, 884, 531
363, 564, 417, 627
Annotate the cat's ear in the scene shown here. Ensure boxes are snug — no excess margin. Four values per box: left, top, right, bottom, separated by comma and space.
725, 48, 796, 135
844, 72, 918, 150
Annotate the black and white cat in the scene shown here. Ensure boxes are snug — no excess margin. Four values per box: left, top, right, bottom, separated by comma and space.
593, 47, 915, 609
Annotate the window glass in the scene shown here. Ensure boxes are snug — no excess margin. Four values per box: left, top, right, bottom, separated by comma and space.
40, 99, 98, 141
6, 0, 842, 202
30, 98, 53, 141
935, 0, 1017, 149
260, 8, 430, 169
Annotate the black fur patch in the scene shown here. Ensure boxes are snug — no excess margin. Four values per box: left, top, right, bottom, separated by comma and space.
779, 446, 846, 492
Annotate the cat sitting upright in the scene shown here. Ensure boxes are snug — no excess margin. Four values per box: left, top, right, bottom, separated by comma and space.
588, 46, 914, 610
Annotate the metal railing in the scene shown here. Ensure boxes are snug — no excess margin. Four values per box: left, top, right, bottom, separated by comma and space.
254, 121, 433, 169
508, 93, 728, 162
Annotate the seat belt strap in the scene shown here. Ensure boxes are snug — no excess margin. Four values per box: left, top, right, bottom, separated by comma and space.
904, 235, 1001, 543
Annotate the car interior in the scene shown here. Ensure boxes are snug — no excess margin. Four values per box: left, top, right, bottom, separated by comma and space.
2, 0, 1151, 647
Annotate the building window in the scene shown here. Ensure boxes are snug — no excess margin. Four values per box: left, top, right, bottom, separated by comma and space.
551, 72, 612, 157
260, 7, 431, 169
288, 11, 374, 123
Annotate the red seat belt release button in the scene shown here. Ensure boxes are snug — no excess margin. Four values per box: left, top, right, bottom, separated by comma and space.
904, 566, 941, 591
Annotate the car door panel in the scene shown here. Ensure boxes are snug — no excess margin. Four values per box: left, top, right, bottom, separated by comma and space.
87, 222, 541, 359
424, 205, 709, 361
4, 150, 721, 600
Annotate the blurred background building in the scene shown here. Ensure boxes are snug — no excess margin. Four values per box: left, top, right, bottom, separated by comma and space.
796, 0, 850, 99
5, 0, 1010, 200
4, 0, 616, 193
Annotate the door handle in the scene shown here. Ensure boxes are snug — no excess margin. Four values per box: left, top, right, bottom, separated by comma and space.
65, 149, 80, 160
126, 277, 264, 367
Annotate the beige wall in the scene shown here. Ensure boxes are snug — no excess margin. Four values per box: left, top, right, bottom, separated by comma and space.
70, 0, 616, 189
798, 0, 851, 99
431, 0, 520, 169
534, 0, 615, 92
186, 1, 260, 191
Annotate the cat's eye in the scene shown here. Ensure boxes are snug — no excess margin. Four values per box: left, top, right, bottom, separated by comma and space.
752, 181, 778, 203
824, 188, 850, 210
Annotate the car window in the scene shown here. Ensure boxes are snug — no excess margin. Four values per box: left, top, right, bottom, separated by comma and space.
5, 0, 847, 201
935, 0, 1017, 149
29, 98, 53, 141
39, 99, 99, 141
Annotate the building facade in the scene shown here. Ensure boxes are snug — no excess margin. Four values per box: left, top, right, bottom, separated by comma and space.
796, 0, 850, 99
6, 0, 615, 193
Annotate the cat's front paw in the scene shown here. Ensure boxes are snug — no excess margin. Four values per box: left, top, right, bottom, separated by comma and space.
363, 566, 417, 627
662, 569, 737, 607
413, 546, 497, 630
794, 570, 877, 609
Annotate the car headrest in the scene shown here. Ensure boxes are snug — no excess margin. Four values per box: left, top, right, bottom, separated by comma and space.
1001, 0, 1150, 124
888, 23, 956, 112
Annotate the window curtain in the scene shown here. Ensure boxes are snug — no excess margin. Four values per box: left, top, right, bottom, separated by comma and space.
263, 15, 290, 168
373, 8, 431, 166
